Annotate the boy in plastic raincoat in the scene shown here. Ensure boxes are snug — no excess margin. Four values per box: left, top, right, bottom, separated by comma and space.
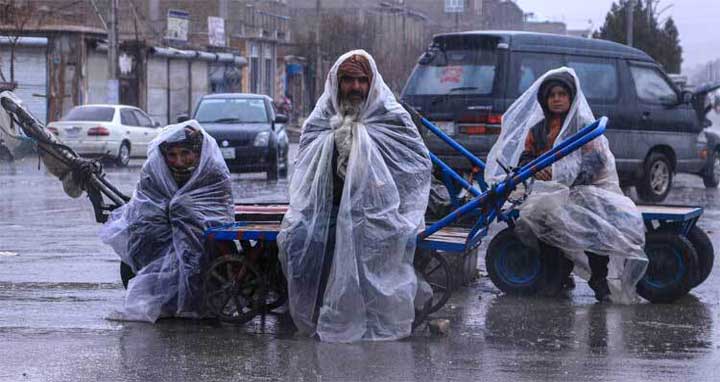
485, 67, 648, 304
100, 120, 234, 322
278, 50, 432, 342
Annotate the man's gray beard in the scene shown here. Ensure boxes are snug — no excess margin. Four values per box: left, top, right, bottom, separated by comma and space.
339, 99, 361, 119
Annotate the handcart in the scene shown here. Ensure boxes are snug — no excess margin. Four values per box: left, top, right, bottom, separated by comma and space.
1, 91, 713, 328
200, 114, 610, 323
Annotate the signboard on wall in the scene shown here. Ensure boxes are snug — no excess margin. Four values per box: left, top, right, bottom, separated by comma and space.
444, 0, 464, 13
167, 9, 190, 42
208, 16, 226, 47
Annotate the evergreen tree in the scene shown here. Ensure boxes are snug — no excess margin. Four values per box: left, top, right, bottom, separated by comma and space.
594, 0, 683, 72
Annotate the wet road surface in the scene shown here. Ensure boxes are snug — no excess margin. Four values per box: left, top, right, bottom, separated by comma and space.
1, 149, 719, 381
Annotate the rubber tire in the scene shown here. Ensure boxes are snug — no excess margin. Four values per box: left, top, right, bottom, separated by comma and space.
637, 231, 697, 303
116, 141, 131, 167
687, 226, 715, 289
636, 152, 673, 203
266, 147, 279, 181
120, 262, 135, 289
486, 227, 548, 296
702, 149, 720, 188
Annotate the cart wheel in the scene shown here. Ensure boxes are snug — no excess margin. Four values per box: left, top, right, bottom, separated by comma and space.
264, 258, 288, 311
486, 227, 547, 296
120, 262, 135, 289
204, 255, 266, 323
637, 232, 698, 303
414, 250, 452, 314
687, 227, 714, 289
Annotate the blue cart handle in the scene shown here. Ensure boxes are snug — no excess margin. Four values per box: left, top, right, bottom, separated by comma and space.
419, 117, 608, 240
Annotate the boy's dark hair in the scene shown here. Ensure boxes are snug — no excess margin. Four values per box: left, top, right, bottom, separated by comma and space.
538, 72, 577, 113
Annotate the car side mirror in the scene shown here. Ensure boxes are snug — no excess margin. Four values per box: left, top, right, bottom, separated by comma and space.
274, 114, 288, 124
176, 114, 190, 123
153, 120, 161, 128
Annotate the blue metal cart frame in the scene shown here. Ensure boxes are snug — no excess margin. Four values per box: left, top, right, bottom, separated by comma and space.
203, 116, 611, 322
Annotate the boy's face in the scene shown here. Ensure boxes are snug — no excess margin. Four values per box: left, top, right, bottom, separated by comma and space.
164, 146, 199, 171
547, 85, 571, 115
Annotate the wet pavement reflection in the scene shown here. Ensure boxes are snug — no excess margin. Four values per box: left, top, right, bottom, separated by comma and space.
1, 150, 719, 381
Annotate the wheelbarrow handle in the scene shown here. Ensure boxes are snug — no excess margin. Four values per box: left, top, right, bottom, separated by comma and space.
419, 117, 608, 240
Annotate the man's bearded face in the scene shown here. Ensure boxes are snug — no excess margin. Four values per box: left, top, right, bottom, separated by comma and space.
339, 74, 369, 111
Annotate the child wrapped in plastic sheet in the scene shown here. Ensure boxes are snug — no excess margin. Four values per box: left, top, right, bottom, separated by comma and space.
485, 68, 648, 303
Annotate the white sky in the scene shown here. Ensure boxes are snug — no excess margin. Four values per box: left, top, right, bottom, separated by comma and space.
514, 0, 719, 73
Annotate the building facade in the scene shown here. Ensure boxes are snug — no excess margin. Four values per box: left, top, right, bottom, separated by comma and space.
0, 0, 290, 124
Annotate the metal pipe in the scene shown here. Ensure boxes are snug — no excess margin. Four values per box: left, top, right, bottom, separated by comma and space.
419, 115, 487, 170
429, 152, 481, 197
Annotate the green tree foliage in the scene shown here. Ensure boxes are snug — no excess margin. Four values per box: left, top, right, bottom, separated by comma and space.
594, 0, 683, 73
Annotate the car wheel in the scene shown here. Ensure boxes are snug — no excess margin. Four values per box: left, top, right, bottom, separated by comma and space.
702, 149, 720, 188
636, 152, 672, 203
116, 141, 131, 167
266, 148, 279, 181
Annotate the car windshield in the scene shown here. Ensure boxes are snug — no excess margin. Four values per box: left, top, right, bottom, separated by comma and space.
195, 98, 269, 123
61, 106, 115, 122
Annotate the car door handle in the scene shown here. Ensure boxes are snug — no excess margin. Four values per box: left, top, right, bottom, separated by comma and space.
641, 111, 650, 120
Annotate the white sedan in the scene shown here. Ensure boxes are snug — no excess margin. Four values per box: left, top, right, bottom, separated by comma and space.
47, 104, 160, 166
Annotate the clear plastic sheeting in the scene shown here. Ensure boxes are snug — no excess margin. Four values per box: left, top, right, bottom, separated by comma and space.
277, 50, 432, 342
485, 67, 647, 303
99, 120, 234, 322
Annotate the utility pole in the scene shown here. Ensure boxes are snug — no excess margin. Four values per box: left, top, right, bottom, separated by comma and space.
626, 0, 635, 47
107, 0, 119, 104
315, 0, 322, 102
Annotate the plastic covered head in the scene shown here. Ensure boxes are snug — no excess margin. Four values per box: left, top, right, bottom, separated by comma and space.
159, 124, 203, 156
157, 121, 205, 186
485, 67, 607, 186
537, 71, 577, 114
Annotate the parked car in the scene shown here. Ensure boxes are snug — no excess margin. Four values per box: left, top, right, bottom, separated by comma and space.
181, 93, 289, 180
47, 104, 160, 166
401, 31, 720, 202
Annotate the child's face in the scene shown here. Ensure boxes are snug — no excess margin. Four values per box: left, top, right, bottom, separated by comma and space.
547, 86, 571, 115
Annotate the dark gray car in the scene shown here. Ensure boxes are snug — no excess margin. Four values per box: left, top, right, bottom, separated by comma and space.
185, 93, 289, 180
402, 31, 720, 202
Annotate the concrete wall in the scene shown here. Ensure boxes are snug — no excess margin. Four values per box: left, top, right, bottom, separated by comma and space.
147, 57, 169, 124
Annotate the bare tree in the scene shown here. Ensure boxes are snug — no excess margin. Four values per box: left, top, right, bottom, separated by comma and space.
0, 0, 38, 84
292, 11, 424, 99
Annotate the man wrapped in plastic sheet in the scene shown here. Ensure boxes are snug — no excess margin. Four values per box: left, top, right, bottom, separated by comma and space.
100, 120, 234, 322
485, 67, 648, 304
277, 50, 432, 342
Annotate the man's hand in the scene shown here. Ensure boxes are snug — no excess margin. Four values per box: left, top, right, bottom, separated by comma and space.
535, 167, 552, 181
